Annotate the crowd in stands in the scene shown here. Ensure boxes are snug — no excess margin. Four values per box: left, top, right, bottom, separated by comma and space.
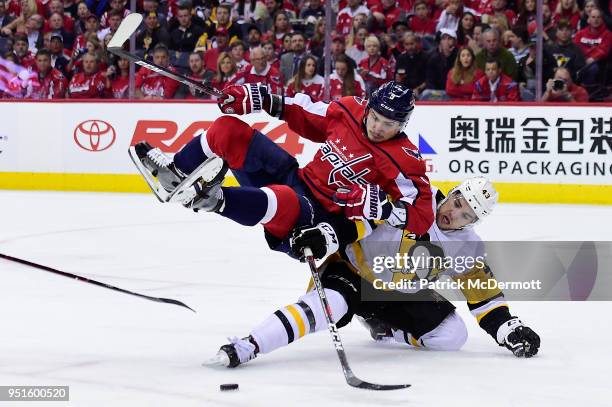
0, 0, 610, 101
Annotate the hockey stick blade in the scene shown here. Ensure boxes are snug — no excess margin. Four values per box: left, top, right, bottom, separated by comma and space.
107, 13, 142, 48
0, 253, 196, 313
303, 248, 410, 391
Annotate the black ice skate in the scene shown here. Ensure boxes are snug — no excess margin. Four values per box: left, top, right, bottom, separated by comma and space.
128, 142, 227, 204
357, 316, 394, 341
203, 336, 259, 368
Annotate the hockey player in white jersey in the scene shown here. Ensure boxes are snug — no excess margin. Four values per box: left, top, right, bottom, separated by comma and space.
205, 177, 541, 368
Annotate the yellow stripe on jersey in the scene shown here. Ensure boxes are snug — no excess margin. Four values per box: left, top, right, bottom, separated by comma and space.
409, 335, 421, 347
476, 303, 509, 323
285, 305, 306, 338
452, 264, 503, 304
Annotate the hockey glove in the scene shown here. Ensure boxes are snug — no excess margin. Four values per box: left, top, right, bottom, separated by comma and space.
217, 83, 283, 117
334, 184, 406, 226
496, 318, 540, 358
290, 222, 339, 261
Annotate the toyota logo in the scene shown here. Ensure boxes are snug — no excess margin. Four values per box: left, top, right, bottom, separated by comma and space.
74, 120, 116, 152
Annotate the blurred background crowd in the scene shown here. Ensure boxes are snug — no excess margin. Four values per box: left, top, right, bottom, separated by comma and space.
0, 0, 610, 101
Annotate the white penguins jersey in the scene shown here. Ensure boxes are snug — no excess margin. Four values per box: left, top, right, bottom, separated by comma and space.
343, 187, 511, 332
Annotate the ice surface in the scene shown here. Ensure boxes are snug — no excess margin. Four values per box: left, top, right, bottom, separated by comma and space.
0, 190, 611, 407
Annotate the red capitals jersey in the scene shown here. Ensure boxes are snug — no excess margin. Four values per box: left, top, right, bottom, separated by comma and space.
472, 74, 520, 102
235, 63, 283, 94
30, 68, 67, 99
285, 74, 324, 101
336, 5, 370, 36
284, 94, 434, 234
358, 56, 391, 90
329, 72, 366, 102
68, 71, 108, 98
135, 66, 180, 98
110, 75, 129, 98
369, 4, 403, 32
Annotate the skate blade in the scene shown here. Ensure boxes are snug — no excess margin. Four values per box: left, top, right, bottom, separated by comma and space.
167, 156, 225, 204
128, 146, 169, 203
202, 351, 230, 367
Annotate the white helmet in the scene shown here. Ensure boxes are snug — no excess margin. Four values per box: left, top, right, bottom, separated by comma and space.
447, 177, 499, 227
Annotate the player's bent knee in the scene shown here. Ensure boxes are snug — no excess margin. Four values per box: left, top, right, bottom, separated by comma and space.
298, 289, 348, 332
419, 311, 467, 351
261, 185, 300, 238
206, 116, 255, 168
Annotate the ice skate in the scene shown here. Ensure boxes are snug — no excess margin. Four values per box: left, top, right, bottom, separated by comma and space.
203, 336, 258, 368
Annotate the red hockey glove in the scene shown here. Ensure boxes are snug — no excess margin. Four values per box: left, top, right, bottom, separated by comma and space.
217, 83, 269, 115
334, 184, 394, 221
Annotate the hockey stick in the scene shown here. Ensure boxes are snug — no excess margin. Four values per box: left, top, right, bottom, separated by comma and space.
303, 248, 410, 390
106, 14, 222, 97
0, 253, 196, 313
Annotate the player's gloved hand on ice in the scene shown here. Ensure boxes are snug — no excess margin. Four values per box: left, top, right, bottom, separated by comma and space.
334, 184, 394, 221
289, 222, 339, 261
496, 318, 540, 358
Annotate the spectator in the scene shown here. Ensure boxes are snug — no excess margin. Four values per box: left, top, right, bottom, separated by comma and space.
395, 32, 427, 96
136, 11, 170, 57
100, 0, 129, 26
98, 9, 123, 41
300, 0, 324, 21
280, 31, 306, 82
346, 25, 368, 65
446, 46, 483, 99
24, 13, 44, 52
237, 45, 283, 93
545, 19, 586, 81
233, 0, 266, 25
175, 51, 210, 99
507, 25, 529, 63
142, 0, 166, 28
134, 44, 179, 99
73, 1, 91, 36
67, 52, 107, 98
577, 0, 612, 31
29, 47, 67, 98
230, 40, 248, 71
72, 14, 99, 54
336, 0, 369, 36
261, 0, 294, 33
266, 10, 292, 49
308, 17, 325, 57
262, 39, 280, 70
358, 35, 390, 95
408, 0, 436, 48
437, 0, 476, 33
47, 12, 74, 49
552, 0, 581, 30
203, 27, 229, 72
573, 8, 611, 88
48, 33, 69, 75
370, 0, 405, 34
516, 0, 536, 27
317, 34, 357, 76
211, 51, 239, 91
46, 0, 75, 33
542, 66, 589, 102
245, 24, 262, 57
0, 1, 16, 34
527, 3, 555, 42
1, 0, 42, 36
329, 54, 366, 101
472, 58, 519, 101
12, 33, 34, 67
285, 54, 323, 100
467, 22, 488, 54
67, 32, 105, 74
482, 0, 515, 31
456, 11, 476, 47
421, 28, 458, 100
170, 5, 205, 53
104, 55, 129, 98
475, 27, 518, 80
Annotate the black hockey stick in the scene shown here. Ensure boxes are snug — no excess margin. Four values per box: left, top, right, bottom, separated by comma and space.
0, 253, 196, 312
106, 14, 222, 97
303, 248, 410, 390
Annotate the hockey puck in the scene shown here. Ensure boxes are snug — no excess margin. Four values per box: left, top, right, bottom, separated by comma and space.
220, 383, 239, 391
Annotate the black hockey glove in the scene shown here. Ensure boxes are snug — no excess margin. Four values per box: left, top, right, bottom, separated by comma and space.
290, 222, 339, 261
496, 318, 541, 358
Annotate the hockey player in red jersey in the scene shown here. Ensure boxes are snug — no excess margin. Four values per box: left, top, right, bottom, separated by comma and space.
133, 81, 433, 258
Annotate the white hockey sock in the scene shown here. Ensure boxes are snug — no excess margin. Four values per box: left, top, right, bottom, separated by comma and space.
250, 289, 348, 354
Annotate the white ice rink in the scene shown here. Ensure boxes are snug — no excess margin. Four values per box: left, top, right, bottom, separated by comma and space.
1, 190, 611, 407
